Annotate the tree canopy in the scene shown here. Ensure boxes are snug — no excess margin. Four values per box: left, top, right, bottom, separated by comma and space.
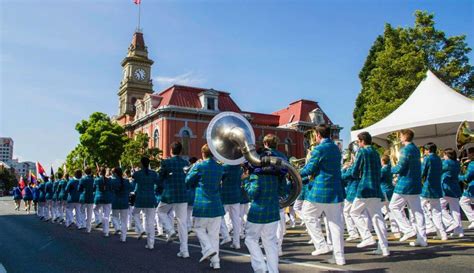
352, 11, 474, 130
121, 132, 162, 170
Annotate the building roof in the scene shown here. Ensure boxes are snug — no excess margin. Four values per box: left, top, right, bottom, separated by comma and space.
131, 32, 146, 50
272, 99, 333, 126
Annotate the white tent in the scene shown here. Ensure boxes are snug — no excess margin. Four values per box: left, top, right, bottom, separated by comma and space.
351, 70, 474, 149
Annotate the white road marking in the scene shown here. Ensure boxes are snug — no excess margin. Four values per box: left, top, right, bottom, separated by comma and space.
155, 236, 346, 271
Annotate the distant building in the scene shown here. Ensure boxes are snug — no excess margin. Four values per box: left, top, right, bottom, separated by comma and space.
0, 137, 36, 178
115, 31, 342, 159
0, 137, 13, 163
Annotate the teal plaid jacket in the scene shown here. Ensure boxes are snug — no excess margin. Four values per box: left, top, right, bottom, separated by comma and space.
93, 176, 113, 204
392, 143, 422, 195
157, 156, 189, 204
78, 175, 95, 204
57, 180, 67, 201
442, 159, 462, 198
342, 165, 357, 202
111, 177, 132, 210
133, 169, 159, 208
38, 183, 46, 202
45, 181, 54, 200
421, 154, 443, 199
52, 181, 59, 201
221, 164, 243, 205
240, 178, 250, 204
380, 165, 394, 201
186, 158, 225, 218
351, 145, 382, 199
460, 161, 474, 197
301, 138, 344, 203
65, 179, 80, 203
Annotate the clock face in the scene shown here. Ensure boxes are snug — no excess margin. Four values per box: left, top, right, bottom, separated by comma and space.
133, 68, 146, 81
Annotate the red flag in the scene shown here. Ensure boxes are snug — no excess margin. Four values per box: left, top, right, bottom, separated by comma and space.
36, 162, 47, 179
134, 0, 141, 4
18, 176, 25, 189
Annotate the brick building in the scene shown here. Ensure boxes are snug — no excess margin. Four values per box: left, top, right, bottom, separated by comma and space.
115, 31, 342, 159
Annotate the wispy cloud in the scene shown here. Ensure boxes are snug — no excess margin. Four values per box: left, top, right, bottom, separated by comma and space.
154, 71, 206, 88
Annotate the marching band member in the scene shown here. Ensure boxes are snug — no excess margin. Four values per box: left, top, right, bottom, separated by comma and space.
23, 183, 33, 213
459, 147, 474, 229
244, 134, 287, 273
78, 167, 95, 233
58, 174, 69, 223
300, 125, 345, 265
186, 144, 225, 270
94, 167, 113, 237
441, 148, 464, 237
65, 170, 83, 229
13, 185, 22, 211
419, 143, 447, 240
111, 167, 132, 242
389, 129, 427, 247
38, 179, 47, 219
52, 176, 60, 222
239, 169, 250, 239
350, 132, 389, 256
157, 141, 190, 257
45, 176, 54, 221
133, 157, 159, 250
186, 157, 199, 233
380, 155, 399, 237
341, 160, 361, 242
220, 163, 243, 249
32, 183, 39, 213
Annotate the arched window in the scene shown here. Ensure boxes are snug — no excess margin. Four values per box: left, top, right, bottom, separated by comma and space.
153, 129, 159, 148
181, 130, 191, 156
284, 138, 292, 157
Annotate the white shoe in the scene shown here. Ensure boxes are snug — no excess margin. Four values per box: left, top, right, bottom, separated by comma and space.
373, 248, 390, 256
210, 262, 220, 270
446, 224, 457, 233
357, 238, 376, 248
399, 231, 416, 242
327, 258, 346, 266
440, 233, 448, 241
220, 237, 231, 245
345, 235, 359, 242
229, 244, 240, 250
166, 230, 176, 243
199, 250, 217, 263
393, 232, 401, 239
311, 246, 332, 256
177, 252, 190, 258
468, 222, 474, 230
144, 244, 154, 250
409, 240, 428, 247
307, 239, 313, 244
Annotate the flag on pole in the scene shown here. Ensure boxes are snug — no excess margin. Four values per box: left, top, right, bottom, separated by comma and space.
29, 171, 38, 185
50, 166, 54, 177
36, 162, 47, 180
134, 0, 141, 4
63, 163, 67, 174
18, 176, 26, 189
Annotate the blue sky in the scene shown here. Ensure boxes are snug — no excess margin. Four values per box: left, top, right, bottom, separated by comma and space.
1, 0, 473, 168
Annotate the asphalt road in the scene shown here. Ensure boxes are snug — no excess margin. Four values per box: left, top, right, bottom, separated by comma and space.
0, 197, 473, 273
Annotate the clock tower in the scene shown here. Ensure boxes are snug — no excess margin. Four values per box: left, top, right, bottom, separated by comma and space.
118, 31, 154, 116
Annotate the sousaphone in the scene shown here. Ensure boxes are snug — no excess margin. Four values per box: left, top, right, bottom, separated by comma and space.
207, 112, 303, 208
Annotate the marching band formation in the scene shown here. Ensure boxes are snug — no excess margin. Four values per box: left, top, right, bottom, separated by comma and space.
11, 125, 474, 273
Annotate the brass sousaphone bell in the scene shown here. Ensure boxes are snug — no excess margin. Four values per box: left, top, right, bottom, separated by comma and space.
206, 112, 303, 208
456, 120, 474, 151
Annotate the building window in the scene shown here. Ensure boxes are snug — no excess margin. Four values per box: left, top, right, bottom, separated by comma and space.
207, 97, 215, 111
181, 130, 191, 156
284, 138, 292, 157
153, 129, 159, 148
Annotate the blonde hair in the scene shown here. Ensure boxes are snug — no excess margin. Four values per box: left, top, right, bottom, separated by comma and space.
201, 144, 212, 159
263, 134, 279, 149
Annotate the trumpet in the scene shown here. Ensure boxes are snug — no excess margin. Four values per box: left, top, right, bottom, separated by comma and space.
289, 157, 306, 168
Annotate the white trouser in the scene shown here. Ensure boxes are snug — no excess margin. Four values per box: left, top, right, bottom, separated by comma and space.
351, 198, 388, 250
94, 204, 112, 235
420, 198, 446, 235
46, 200, 53, 219
128, 206, 134, 230
323, 215, 332, 245
60, 201, 67, 221
441, 197, 463, 234
66, 203, 82, 227
136, 207, 156, 248
157, 202, 188, 253
245, 221, 279, 273
343, 200, 358, 237
112, 210, 121, 232
382, 198, 399, 233
38, 202, 45, 217
81, 203, 94, 232
277, 209, 286, 252
132, 207, 144, 234
293, 200, 305, 227
113, 209, 129, 241
460, 196, 474, 223
154, 209, 163, 235
389, 193, 427, 243
220, 203, 242, 247
302, 201, 345, 264
187, 206, 193, 231
240, 203, 249, 234
288, 206, 296, 226
195, 217, 221, 263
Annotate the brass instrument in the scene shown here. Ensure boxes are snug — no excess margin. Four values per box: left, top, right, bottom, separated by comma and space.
289, 157, 306, 168
387, 132, 402, 166
456, 121, 474, 151
206, 112, 302, 208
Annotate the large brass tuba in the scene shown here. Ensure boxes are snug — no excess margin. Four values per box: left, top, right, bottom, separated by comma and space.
206, 112, 303, 208
387, 132, 402, 166
456, 121, 474, 151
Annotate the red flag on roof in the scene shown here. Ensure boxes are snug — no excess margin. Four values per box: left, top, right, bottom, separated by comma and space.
134, 0, 141, 4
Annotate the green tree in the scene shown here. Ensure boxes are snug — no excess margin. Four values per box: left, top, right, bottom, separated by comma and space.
121, 132, 162, 170
0, 166, 17, 193
352, 11, 474, 130
65, 112, 129, 171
